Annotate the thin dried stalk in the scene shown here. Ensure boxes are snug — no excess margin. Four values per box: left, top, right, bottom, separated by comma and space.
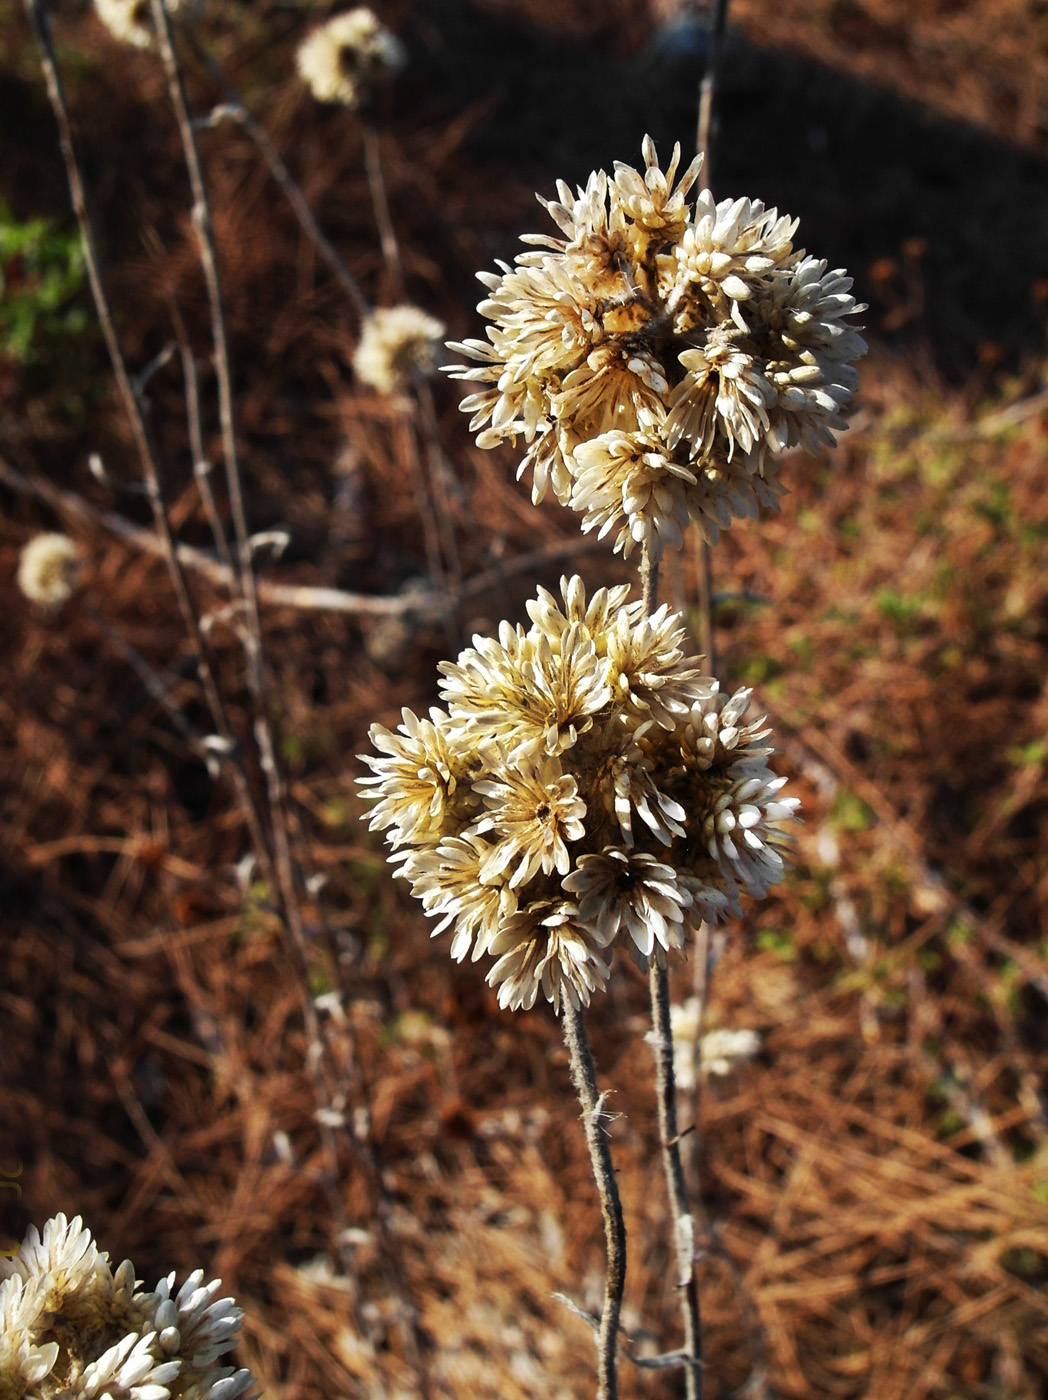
362, 119, 404, 299
642, 543, 704, 1400
562, 1001, 626, 1400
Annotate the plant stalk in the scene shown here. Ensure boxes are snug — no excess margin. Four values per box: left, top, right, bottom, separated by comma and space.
562, 1000, 626, 1400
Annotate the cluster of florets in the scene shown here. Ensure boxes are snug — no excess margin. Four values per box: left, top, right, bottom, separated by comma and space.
360, 576, 798, 1013
445, 136, 866, 560
295, 8, 405, 109
353, 304, 447, 395
0, 1214, 258, 1400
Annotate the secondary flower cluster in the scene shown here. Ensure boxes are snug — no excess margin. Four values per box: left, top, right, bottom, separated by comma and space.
0, 1214, 258, 1400
360, 576, 798, 1013
446, 137, 866, 559
18, 534, 83, 607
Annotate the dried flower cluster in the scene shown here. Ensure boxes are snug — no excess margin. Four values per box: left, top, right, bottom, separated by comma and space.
360, 576, 798, 1012
0, 1214, 257, 1400
296, 8, 405, 109
94, 0, 194, 49
353, 304, 447, 394
446, 137, 866, 559
17, 534, 83, 607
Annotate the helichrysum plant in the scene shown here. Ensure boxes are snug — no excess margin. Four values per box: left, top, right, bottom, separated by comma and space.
0, 1214, 258, 1400
361, 135, 865, 1397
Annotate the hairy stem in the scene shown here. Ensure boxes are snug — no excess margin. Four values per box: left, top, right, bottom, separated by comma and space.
641, 542, 704, 1399
696, 0, 731, 190
649, 961, 703, 1400
563, 1000, 626, 1400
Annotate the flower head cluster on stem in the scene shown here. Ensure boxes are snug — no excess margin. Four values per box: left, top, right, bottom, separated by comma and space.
360, 575, 798, 1013
0, 1214, 258, 1400
446, 136, 866, 559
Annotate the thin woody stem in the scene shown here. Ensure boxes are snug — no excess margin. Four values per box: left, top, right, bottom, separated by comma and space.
362, 119, 404, 299
22, 0, 274, 887
641, 542, 704, 1400
562, 1000, 626, 1400
649, 961, 703, 1400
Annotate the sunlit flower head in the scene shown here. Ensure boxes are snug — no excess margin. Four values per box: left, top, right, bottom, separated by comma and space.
360, 576, 798, 1011
446, 135, 865, 557
17, 534, 82, 607
296, 8, 405, 108
354, 305, 447, 394
0, 1214, 258, 1400
94, 0, 194, 48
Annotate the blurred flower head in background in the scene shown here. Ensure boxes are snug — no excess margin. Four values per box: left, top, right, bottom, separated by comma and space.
446, 136, 866, 559
360, 576, 798, 1013
17, 534, 83, 607
94, 0, 196, 49
354, 304, 448, 394
296, 8, 406, 109
0, 1213, 258, 1400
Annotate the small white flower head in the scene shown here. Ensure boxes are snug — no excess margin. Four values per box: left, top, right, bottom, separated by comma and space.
360, 576, 798, 1010
94, 0, 195, 49
17, 533, 83, 606
296, 8, 406, 109
0, 1215, 258, 1400
353, 305, 447, 395
670, 999, 762, 1091
446, 135, 865, 553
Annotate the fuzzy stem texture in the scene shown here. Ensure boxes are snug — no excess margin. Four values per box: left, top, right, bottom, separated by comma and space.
642, 541, 704, 1399
563, 1000, 626, 1400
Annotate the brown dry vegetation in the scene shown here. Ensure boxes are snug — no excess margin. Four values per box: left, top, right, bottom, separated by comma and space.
2, 2, 1048, 1398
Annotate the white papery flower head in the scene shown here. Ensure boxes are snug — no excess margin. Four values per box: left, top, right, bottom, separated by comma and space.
446, 135, 864, 555
360, 577, 798, 1010
354, 305, 447, 394
296, 8, 405, 108
18, 534, 83, 607
0, 1216, 258, 1400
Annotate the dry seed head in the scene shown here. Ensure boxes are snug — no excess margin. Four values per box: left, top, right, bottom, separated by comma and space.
17, 534, 83, 607
296, 8, 406, 108
359, 576, 799, 1012
353, 305, 448, 394
0, 1214, 258, 1400
446, 135, 865, 558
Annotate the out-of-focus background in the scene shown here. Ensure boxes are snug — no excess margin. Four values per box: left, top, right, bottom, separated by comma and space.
3, 2, 1048, 1396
